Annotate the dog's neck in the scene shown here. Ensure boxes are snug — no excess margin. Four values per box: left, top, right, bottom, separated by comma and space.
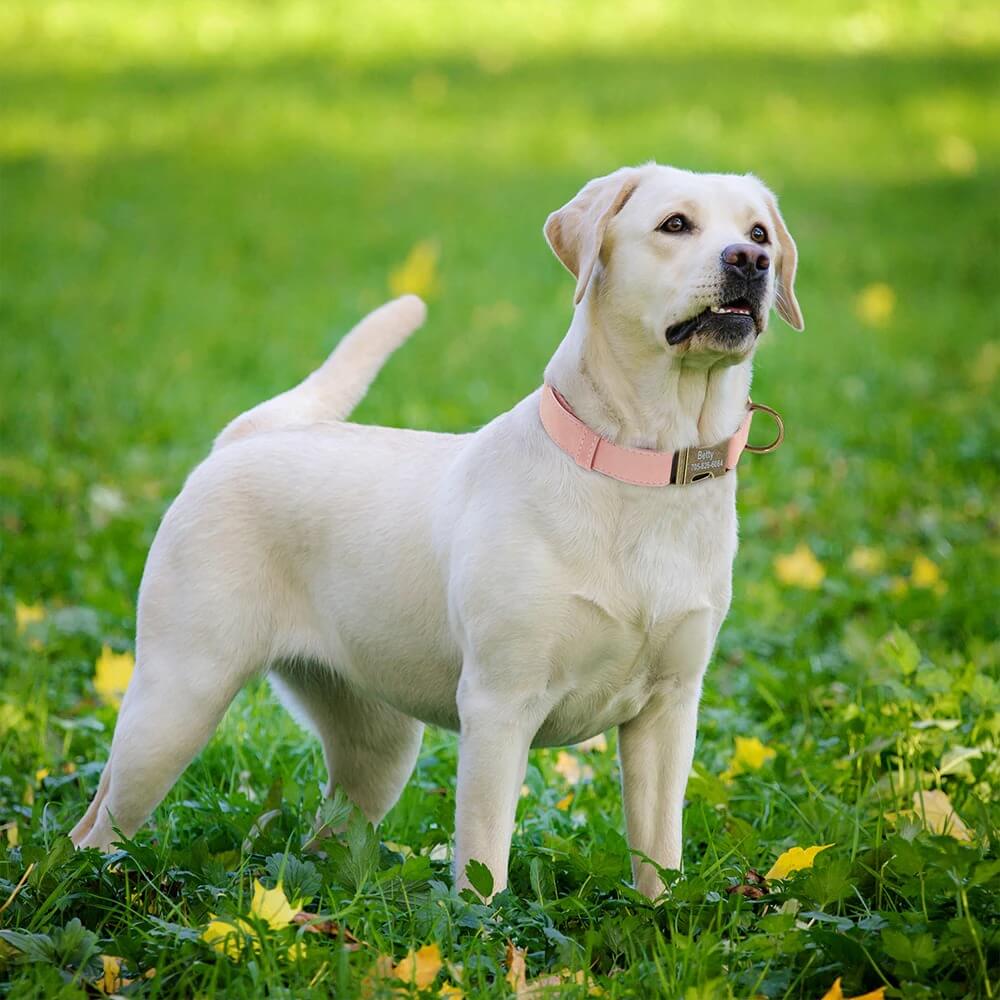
543, 299, 754, 453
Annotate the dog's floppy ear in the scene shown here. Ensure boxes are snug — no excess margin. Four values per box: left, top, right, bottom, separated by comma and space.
753, 179, 804, 331
544, 168, 641, 305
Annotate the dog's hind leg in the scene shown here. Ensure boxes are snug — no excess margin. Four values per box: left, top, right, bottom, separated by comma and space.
66, 755, 111, 845
71, 504, 273, 851
270, 666, 424, 832
70, 635, 257, 851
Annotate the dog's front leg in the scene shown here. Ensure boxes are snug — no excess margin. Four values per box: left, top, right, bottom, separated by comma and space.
618, 608, 717, 899
453, 676, 552, 898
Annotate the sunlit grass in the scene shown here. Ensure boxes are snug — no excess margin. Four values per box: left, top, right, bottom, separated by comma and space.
3, 0, 1000, 73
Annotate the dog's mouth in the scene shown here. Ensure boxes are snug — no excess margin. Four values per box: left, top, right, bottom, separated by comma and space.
708, 297, 753, 318
666, 294, 762, 346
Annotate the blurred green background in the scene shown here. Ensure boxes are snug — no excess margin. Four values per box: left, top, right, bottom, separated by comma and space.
1, 3, 999, 997
2, 0, 998, 614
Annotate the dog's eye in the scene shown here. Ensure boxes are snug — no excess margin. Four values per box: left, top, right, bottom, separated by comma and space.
658, 214, 690, 234
750, 224, 769, 244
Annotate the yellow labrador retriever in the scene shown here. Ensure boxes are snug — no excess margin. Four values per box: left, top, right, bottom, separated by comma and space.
71, 162, 803, 899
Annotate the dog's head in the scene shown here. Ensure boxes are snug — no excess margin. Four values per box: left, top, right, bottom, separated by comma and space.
545, 164, 804, 362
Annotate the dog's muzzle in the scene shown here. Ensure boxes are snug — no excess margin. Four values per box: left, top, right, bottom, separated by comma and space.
666, 245, 771, 346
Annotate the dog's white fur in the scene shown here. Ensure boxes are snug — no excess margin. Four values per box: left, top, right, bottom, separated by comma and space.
70, 163, 802, 899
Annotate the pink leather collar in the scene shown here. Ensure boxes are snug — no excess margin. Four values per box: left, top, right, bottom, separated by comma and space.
539, 384, 756, 487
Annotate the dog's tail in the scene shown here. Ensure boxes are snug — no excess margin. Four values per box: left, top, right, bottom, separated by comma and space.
213, 294, 426, 450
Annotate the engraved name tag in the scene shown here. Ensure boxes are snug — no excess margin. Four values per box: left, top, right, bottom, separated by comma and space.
675, 443, 729, 484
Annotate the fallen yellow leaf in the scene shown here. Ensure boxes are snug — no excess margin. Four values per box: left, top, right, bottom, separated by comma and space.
505, 941, 528, 994
765, 844, 834, 881
93, 646, 134, 708
201, 881, 301, 960
384, 840, 413, 858
389, 240, 439, 299
505, 943, 600, 997
361, 954, 396, 997
913, 789, 973, 843
93, 954, 156, 994
774, 543, 825, 589
855, 282, 896, 326
847, 546, 885, 575
2, 822, 18, 847
911, 554, 945, 593
555, 792, 574, 811
201, 917, 256, 959
439, 983, 464, 998
820, 976, 886, 1000
286, 940, 308, 962
250, 880, 301, 930
821, 979, 845, 1000
34, 768, 50, 782
95, 955, 124, 995
392, 942, 442, 989
15, 602, 44, 633
722, 736, 776, 782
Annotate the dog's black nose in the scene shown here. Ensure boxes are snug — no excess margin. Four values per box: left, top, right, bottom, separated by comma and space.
721, 243, 770, 280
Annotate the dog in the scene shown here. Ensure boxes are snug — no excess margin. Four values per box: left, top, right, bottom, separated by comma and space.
70, 162, 803, 899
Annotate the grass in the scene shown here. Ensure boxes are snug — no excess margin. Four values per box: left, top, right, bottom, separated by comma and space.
1, 1, 998, 996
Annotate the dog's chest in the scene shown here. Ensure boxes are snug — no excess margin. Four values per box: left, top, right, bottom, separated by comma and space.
532, 480, 737, 745
562, 475, 737, 622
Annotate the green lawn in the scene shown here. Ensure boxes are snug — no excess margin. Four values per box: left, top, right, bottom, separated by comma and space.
1, 2, 998, 997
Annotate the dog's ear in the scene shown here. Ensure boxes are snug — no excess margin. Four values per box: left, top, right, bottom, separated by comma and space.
753, 179, 804, 331
544, 168, 641, 305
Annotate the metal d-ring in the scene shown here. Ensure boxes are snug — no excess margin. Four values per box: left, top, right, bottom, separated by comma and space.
745, 402, 785, 453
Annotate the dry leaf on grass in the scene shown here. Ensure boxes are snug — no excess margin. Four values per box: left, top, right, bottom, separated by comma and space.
765, 844, 834, 881
505, 941, 528, 993
721, 735, 776, 781
93, 646, 134, 708
201, 881, 305, 960
392, 942, 443, 988
911, 554, 947, 594
726, 869, 769, 900
389, 240, 439, 299
362, 942, 464, 996
505, 941, 602, 997
854, 282, 896, 326
292, 911, 362, 950
94, 954, 155, 994
14, 602, 44, 633
847, 546, 886, 575
888, 789, 973, 843
820, 975, 886, 1000
774, 543, 825, 589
